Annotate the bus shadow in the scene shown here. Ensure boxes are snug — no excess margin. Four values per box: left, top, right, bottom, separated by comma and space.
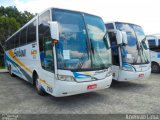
50, 91, 106, 103
110, 80, 148, 91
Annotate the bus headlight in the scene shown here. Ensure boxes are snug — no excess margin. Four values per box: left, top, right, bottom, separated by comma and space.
106, 68, 112, 77
122, 66, 134, 71
57, 75, 75, 82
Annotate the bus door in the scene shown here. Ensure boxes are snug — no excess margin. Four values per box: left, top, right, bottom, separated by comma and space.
108, 31, 120, 80
38, 10, 55, 93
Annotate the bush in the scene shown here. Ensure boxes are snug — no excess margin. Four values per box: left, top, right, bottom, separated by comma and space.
0, 54, 4, 67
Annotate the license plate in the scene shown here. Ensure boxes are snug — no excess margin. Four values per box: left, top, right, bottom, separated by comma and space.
139, 74, 144, 78
87, 84, 97, 90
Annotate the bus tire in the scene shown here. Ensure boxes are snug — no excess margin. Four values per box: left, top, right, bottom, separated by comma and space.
151, 62, 160, 73
8, 65, 14, 77
35, 75, 46, 96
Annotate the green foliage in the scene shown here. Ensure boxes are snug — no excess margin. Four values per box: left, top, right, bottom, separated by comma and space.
0, 6, 35, 49
0, 6, 35, 26
0, 66, 5, 69
0, 6, 35, 67
0, 16, 20, 45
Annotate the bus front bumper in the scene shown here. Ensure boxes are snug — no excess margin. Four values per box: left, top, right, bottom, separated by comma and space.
117, 68, 151, 81
52, 75, 112, 97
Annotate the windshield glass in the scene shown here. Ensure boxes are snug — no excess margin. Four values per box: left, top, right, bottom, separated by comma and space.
53, 10, 91, 70
115, 22, 149, 64
84, 14, 111, 69
158, 39, 160, 48
52, 9, 111, 70
132, 25, 149, 63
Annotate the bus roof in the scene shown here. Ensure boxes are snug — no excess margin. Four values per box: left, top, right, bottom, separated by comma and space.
147, 34, 160, 39
105, 21, 142, 28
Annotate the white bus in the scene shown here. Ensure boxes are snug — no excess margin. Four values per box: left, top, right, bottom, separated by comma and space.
5, 8, 112, 97
146, 35, 160, 73
105, 22, 151, 81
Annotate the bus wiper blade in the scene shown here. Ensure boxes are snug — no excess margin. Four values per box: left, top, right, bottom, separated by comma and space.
100, 64, 110, 69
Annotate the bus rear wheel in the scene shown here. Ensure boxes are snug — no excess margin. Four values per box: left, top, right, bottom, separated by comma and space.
8, 65, 14, 77
35, 75, 46, 96
151, 62, 160, 73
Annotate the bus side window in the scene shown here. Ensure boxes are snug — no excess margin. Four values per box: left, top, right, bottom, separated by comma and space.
148, 39, 156, 51
158, 39, 160, 50
108, 32, 120, 66
106, 23, 114, 30
39, 10, 54, 72
15, 33, 20, 48
10, 37, 15, 49
27, 20, 36, 44
20, 27, 27, 46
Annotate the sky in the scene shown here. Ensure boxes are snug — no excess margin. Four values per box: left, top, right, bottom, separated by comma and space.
0, 0, 160, 35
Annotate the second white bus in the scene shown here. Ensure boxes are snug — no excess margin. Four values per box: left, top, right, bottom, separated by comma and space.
106, 22, 151, 81
146, 35, 160, 73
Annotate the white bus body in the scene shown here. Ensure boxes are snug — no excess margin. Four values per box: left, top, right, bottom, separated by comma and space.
5, 8, 112, 97
146, 35, 160, 73
105, 22, 151, 81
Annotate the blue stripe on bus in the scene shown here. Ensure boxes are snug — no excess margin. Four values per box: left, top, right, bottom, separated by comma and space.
5, 53, 33, 83
158, 53, 160, 58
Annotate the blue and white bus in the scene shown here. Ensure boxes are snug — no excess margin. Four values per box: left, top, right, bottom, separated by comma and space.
106, 22, 151, 81
5, 8, 112, 97
146, 35, 160, 73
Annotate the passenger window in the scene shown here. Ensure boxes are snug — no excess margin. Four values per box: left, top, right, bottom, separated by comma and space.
148, 39, 156, 49
6, 40, 10, 50
10, 37, 15, 49
158, 39, 160, 47
27, 20, 36, 44
20, 27, 27, 46
106, 23, 114, 30
15, 33, 20, 48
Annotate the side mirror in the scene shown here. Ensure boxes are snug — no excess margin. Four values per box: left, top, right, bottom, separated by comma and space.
48, 21, 59, 42
116, 30, 123, 45
121, 31, 128, 45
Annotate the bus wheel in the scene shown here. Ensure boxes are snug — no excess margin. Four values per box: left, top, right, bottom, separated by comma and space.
8, 65, 14, 77
35, 75, 46, 96
151, 62, 160, 73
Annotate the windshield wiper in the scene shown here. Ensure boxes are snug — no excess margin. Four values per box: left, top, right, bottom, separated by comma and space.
100, 64, 111, 69
103, 32, 110, 49
90, 38, 104, 63
133, 41, 143, 64
133, 40, 149, 64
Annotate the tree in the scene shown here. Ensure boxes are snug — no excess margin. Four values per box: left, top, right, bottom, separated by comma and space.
0, 6, 35, 26
0, 6, 35, 50
0, 6, 35, 67
21, 11, 35, 26
0, 16, 20, 50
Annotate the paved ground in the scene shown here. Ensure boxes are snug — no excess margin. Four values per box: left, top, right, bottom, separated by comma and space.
0, 69, 8, 73
0, 72, 160, 114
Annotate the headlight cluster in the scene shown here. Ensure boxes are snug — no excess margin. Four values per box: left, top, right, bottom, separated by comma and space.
106, 67, 112, 77
122, 66, 134, 71
57, 75, 76, 82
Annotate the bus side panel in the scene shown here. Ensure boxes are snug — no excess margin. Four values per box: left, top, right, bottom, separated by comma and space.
5, 42, 40, 83
5, 49, 28, 81
150, 51, 160, 64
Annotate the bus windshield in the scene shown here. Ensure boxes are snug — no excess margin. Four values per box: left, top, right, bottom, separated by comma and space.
115, 22, 149, 65
84, 14, 111, 69
53, 9, 111, 70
